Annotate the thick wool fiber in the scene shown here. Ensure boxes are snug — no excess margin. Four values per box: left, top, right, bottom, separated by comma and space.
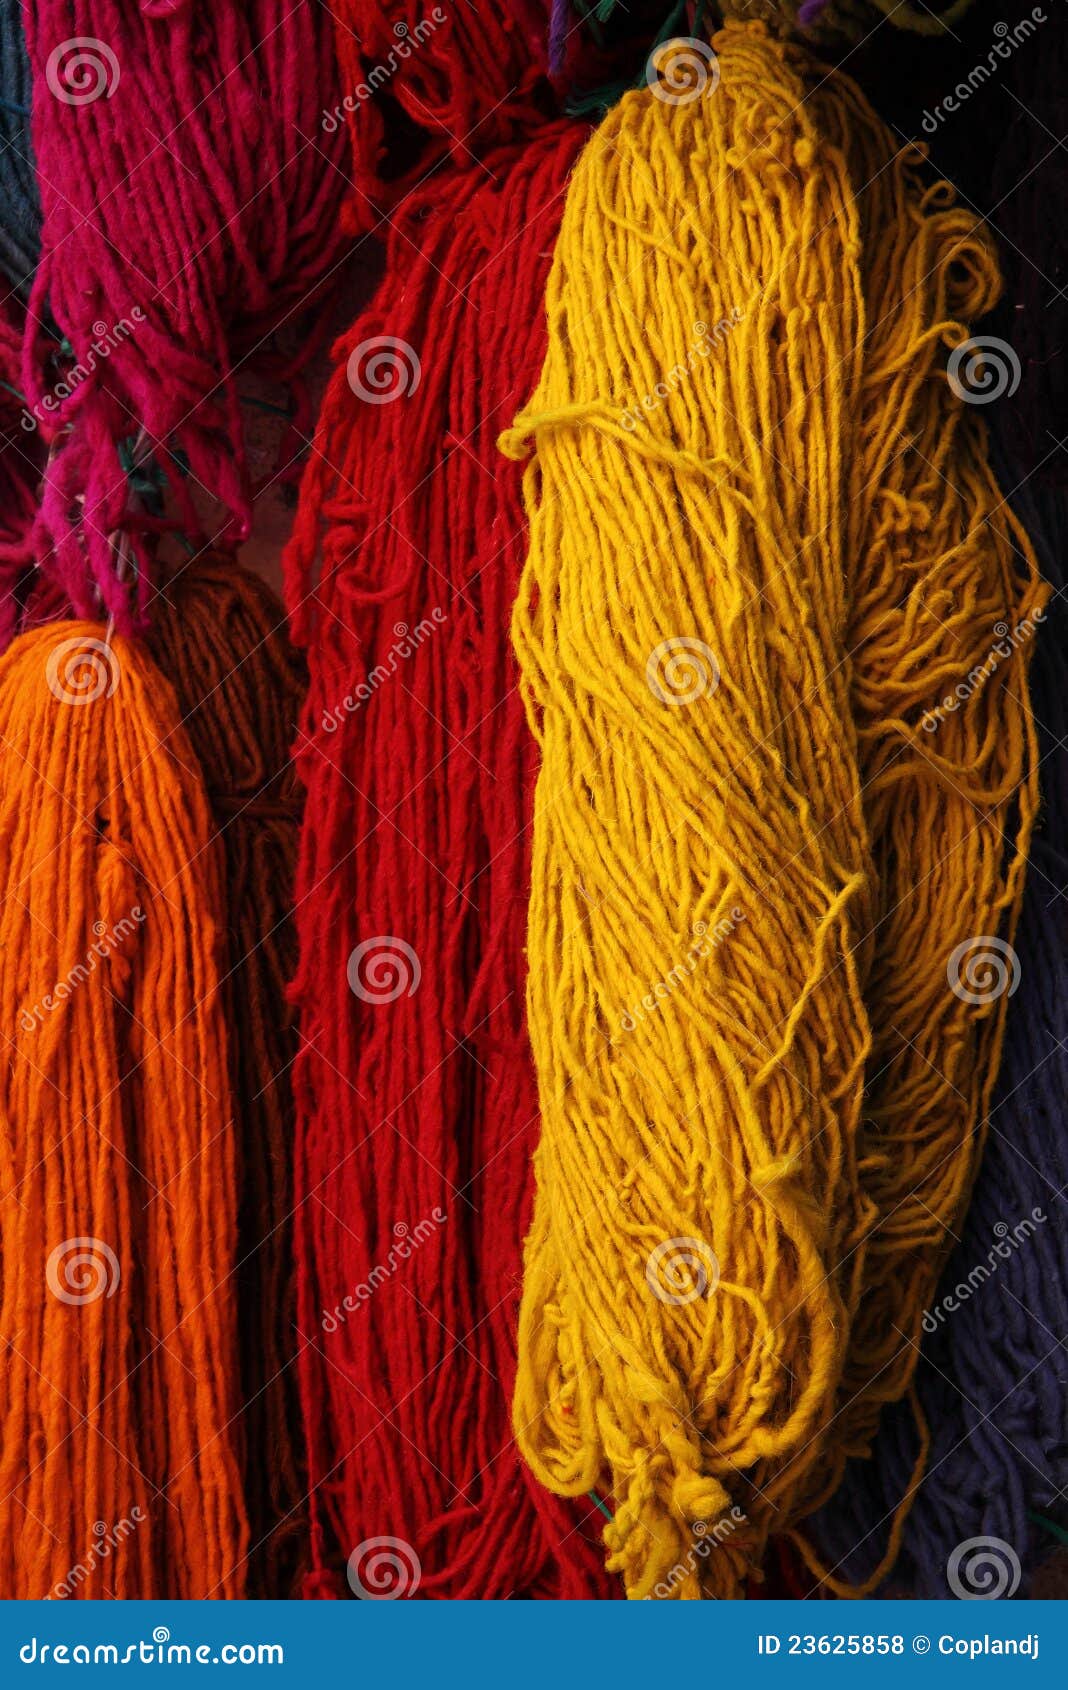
328, 0, 553, 224
813, 478, 1068, 1595
20, 0, 348, 629
0, 623, 247, 1596
146, 559, 306, 1597
502, 22, 1043, 1599
284, 125, 616, 1599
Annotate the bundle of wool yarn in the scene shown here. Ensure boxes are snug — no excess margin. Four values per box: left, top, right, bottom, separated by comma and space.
18, 0, 349, 631
327, 0, 554, 226
0, 299, 39, 632
146, 557, 307, 1598
812, 474, 1068, 1598
0, 621, 247, 1597
501, 20, 1042, 1598
284, 119, 619, 1598
0, 0, 39, 290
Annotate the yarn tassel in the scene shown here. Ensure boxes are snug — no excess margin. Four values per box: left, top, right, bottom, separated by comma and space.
0, 623, 248, 1596
146, 558, 306, 1598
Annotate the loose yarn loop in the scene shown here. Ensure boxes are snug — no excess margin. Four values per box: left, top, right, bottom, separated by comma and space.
20, 1, 349, 629
505, 22, 1043, 1599
146, 558, 306, 1598
284, 124, 616, 1599
0, 622, 248, 1596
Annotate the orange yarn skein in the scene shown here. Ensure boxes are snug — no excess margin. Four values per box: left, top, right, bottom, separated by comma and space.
0, 623, 248, 1597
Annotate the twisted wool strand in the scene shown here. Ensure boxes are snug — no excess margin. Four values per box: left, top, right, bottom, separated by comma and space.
284, 125, 616, 1599
502, 21, 1043, 1599
19, 0, 349, 631
0, 623, 247, 1596
146, 558, 306, 1598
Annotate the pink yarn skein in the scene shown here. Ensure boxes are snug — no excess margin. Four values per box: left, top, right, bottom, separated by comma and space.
19, 0, 349, 630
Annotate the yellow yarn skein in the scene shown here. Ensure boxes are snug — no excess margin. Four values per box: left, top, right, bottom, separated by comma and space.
502, 22, 1044, 1600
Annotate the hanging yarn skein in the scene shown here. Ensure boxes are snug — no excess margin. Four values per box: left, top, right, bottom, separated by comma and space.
284, 123, 617, 1600
0, 622, 248, 1597
19, 0, 349, 631
502, 20, 1043, 1598
146, 557, 306, 1599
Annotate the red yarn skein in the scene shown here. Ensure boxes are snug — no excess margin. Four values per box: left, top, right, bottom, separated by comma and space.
284, 122, 616, 1600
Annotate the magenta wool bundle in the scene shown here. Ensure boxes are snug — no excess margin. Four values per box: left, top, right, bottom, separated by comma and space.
18, 2, 349, 632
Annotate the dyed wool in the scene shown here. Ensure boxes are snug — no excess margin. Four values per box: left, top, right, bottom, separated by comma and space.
503, 21, 1042, 1598
284, 124, 616, 1599
0, 624, 247, 1596
0, 0, 39, 289
146, 558, 306, 1599
19, 1, 349, 629
327, 0, 553, 225
812, 478, 1068, 1597
1, 299, 39, 634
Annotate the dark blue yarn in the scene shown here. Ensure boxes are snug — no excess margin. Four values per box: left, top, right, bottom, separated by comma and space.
0, 0, 41, 292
